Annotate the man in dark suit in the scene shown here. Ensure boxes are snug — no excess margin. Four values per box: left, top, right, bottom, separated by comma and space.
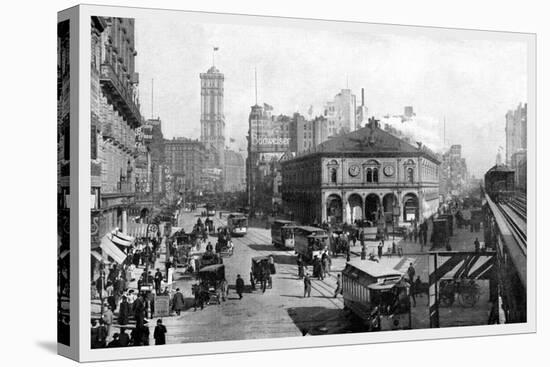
171, 288, 185, 316
154, 319, 167, 345
154, 268, 163, 295
236, 274, 245, 299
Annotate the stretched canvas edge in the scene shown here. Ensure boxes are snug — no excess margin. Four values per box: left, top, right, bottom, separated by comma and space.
66, 4, 536, 362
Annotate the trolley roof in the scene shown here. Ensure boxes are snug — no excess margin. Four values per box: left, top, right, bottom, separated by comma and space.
345, 259, 404, 278
297, 225, 326, 232
272, 219, 296, 225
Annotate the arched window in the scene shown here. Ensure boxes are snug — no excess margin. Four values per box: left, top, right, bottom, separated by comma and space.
407, 167, 414, 183
330, 168, 337, 183
373, 167, 379, 183
366, 168, 372, 183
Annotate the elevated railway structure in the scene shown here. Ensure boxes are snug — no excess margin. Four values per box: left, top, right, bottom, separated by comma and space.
484, 193, 527, 323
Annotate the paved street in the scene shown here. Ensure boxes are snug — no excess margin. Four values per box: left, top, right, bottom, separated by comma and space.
90, 207, 493, 345
153, 209, 356, 343
97, 208, 490, 344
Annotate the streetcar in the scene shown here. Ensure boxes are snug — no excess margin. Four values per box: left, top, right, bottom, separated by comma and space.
227, 213, 248, 237
293, 226, 328, 264
342, 260, 411, 331
271, 219, 298, 249
205, 203, 216, 217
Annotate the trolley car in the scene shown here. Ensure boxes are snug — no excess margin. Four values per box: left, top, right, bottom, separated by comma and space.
342, 260, 411, 331
271, 219, 298, 249
227, 213, 248, 237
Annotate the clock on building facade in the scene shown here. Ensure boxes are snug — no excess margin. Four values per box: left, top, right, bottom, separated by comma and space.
348, 165, 360, 177
383, 165, 395, 177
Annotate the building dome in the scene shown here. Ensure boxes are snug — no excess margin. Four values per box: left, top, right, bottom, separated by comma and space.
207, 66, 220, 73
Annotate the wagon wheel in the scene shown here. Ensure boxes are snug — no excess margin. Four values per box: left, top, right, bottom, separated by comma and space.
439, 293, 453, 307
459, 288, 480, 307
459, 292, 476, 307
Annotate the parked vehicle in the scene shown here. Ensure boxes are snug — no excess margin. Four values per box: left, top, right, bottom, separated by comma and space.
197, 264, 226, 304
342, 260, 411, 331
271, 219, 298, 248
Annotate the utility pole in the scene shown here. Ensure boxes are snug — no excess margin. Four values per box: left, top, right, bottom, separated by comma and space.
151, 78, 154, 120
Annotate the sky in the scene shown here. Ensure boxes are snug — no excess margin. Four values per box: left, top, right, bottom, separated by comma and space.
134, 17, 528, 177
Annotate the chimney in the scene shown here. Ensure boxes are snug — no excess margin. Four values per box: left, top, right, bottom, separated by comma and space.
361, 88, 365, 106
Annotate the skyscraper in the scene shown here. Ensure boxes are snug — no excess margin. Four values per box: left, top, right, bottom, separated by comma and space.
200, 65, 225, 169
505, 103, 527, 165
324, 89, 357, 137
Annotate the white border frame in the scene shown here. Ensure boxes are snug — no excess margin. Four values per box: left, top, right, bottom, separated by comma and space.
70, 4, 536, 362
57, 5, 81, 361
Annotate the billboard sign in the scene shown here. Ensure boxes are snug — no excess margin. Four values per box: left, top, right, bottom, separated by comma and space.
250, 121, 290, 153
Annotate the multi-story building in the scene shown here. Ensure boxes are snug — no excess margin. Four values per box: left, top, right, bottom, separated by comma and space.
438, 144, 469, 197
200, 65, 225, 169
224, 150, 246, 192
324, 89, 357, 137
356, 88, 369, 128
404, 106, 415, 119
134, 143, 150, 194
289, 113, 329, 153
505, 103, 527, 191
164, 137, 207, 195
90, 16, 142, 254
505, 103, 527, 165
246, 103, 291, 213
281, 121, 440, 225
142, 118, 165, 196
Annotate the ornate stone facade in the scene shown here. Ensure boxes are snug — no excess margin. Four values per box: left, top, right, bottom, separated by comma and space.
281, 124, 440, 226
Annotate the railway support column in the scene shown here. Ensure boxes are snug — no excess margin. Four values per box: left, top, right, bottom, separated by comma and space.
428, 253, 439, 328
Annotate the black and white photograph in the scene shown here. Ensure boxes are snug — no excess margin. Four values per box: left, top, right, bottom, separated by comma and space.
85, 8, 531, 351
57, 18, 71, 347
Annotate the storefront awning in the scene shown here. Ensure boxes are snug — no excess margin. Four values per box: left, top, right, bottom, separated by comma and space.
127, 222, 148, 238
90, 250, 103, 262
110, 233, 133, 247
100, 237, 127, 264
112, 230, 135, 243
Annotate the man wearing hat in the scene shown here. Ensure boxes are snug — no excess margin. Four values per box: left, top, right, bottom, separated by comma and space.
171, 288, 185, 316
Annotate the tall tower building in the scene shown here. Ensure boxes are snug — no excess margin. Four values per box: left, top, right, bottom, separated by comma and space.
324, 89, 357, 137
200, 66, 225, 168
505, 102, 527, 164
